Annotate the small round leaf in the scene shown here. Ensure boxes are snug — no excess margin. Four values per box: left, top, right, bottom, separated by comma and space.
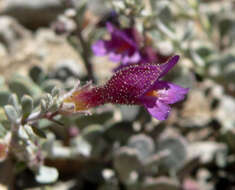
35, 166, 58, 184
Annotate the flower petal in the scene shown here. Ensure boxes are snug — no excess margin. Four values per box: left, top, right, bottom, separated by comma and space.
158, 55, 180, 78
106, 22, 115, 33
92, 40, 107, 56
109, 52, 122, 62
107, 22, 137, 48
145, 100, 171, 120
122, 51, 141, 64
154, 81, 189, 104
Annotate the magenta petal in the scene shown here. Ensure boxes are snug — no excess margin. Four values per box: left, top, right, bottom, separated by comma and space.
109, 52, 122, 62
107, 22, 137, 48
122, 51, 141, 64
145, 101, 171, 120
93, 22, 142, 67
92, 40, 107, 56
106, 22, 115, 33
158, 55, 180, 78
154, 81, 189, 104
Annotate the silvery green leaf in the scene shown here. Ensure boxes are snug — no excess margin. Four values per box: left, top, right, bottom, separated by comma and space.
29, 65, 45, 84
190, 49, 205, 67
114, 147, 141, 185
21, 95, 33, 119
48, 99, 60, 112
18, 125, 29, 140
51, 87, 60, 97
4, 105, 19, 124
45, 94, 53, 104
128, 134, 155, 163
156, 136, 188, 172
44, 94, 53, 109
41, 79, 62, 93
8, 94, 21, 114
50, 145, 71, 159
23, 125, 36, 137
35, 166, 58, 184
215, 95, 235, 130
156, 20, 177, 40
195, 44, 214, 59
158, 3, 172, 24
0, 91, 11, 107
8, 74, 42, 99
71, 137, 91, 157
0, 120, 11, 131
40, 99, 47, 113
181, 22, 194, 41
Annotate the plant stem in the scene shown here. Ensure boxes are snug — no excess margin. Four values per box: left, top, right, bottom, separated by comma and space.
0, 124, 19, 189
76, 25, 96, 83
24, 110, 60, 125
0, 156, 15, 189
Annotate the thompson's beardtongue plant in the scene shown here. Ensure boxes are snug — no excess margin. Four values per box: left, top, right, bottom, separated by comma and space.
92, 22, 141, 66
61, 55, 188, 120
2, 0, 231, 187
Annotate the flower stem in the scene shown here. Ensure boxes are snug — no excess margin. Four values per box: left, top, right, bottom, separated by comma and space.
76, 25, 96, 83
24, 110, 60, 126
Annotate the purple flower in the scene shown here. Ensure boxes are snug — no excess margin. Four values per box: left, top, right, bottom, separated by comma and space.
140, 81, 188, 120
62, 55, 188, 120
92, 23, 172, 71
92, 22, 141, 65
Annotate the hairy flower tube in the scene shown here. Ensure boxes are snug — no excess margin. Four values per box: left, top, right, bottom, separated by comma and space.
92, 22, 170, 70
61, 55, 188, 120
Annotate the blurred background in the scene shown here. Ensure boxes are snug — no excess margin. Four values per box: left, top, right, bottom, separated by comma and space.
0, 0, 235, 189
